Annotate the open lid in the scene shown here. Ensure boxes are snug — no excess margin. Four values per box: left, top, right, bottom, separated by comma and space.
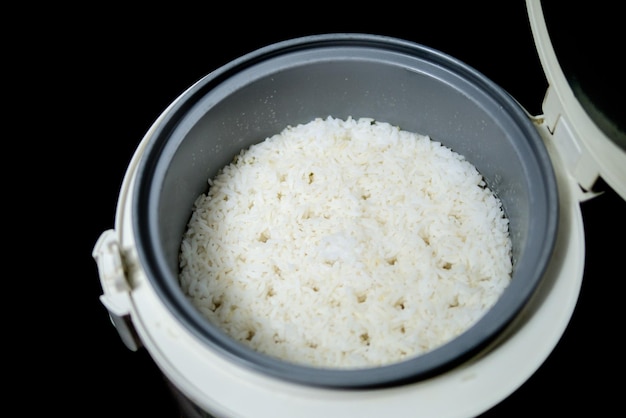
526, 0, 625, 200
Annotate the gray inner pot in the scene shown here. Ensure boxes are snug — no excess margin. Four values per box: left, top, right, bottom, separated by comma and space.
133, 34, 558, 388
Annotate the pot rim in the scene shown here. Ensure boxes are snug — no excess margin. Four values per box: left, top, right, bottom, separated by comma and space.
132, 33, 559, 388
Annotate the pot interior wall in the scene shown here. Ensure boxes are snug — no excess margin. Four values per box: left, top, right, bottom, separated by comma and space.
134, 36, 557, 387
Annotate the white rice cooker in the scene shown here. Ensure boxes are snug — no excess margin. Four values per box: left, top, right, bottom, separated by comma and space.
92, 1, 625, 416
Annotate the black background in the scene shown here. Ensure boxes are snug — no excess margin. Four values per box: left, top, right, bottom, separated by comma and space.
43, 2, 624, 416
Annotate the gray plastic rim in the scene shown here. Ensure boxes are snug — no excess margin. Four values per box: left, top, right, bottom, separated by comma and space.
132, 33, 559, 389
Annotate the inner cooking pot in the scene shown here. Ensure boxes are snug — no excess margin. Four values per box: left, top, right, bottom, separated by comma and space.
132, 34, 558, 388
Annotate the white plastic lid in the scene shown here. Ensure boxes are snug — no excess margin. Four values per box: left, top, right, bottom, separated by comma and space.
526, 0, 626, 200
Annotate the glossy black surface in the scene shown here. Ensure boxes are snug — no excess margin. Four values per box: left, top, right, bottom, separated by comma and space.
543, 1, 625, 150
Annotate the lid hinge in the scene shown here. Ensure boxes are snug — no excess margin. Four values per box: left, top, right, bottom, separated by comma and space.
93, 229, 142, 351
541, 87, 603, 201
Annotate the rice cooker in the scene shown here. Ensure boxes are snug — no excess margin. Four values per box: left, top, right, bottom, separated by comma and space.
92, 1, 625, 417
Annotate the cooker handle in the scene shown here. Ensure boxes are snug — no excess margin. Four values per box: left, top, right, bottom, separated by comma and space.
93, 229, 142, 351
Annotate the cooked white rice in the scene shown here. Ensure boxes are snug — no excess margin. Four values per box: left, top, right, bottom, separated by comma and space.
178, 116, 512, 368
